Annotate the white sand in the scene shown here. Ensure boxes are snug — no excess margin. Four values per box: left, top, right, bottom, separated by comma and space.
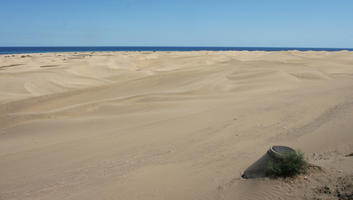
1, 51, 353, 200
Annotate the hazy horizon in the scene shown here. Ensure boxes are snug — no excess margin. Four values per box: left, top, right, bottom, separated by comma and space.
1, 45, 353, 49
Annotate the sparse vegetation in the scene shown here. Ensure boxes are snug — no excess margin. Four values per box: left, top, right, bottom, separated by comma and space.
267, 151, 307, 178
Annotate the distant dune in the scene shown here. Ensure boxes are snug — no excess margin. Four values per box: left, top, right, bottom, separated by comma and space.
1, 51, 353, 200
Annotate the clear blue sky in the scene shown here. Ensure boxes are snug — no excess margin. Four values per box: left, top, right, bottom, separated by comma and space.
1, 0, 353, 47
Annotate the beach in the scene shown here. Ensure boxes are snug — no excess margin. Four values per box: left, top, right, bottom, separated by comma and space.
1, 51, 353, 200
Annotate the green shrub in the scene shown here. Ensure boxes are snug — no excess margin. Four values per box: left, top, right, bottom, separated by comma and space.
267, 151, 307, 178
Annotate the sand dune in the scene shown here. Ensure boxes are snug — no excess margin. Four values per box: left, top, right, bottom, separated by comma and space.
1, 51, 353, 200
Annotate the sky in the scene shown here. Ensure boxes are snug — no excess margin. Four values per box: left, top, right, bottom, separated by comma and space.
0, 0, 353, 48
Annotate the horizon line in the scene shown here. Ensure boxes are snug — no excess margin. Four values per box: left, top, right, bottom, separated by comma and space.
1, 46, 353, 49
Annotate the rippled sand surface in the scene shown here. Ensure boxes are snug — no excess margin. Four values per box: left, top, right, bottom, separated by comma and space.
1, 51, 353, 200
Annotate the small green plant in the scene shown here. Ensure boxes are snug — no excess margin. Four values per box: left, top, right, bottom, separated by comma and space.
267, 151, 307, 178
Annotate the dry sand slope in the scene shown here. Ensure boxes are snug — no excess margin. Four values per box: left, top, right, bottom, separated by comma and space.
0, 51, 353, 200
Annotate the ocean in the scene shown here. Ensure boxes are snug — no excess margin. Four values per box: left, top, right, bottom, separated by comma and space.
0, 46, 352, 55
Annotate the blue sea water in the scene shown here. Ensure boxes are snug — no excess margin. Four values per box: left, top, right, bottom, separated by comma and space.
0, 46, 352, 55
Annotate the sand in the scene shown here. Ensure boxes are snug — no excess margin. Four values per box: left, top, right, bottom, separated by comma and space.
0, 51, 353, 200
